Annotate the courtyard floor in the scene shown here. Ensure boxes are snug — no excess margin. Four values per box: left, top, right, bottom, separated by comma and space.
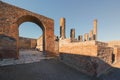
1, 50, 120, 80
0, 50, 92, 80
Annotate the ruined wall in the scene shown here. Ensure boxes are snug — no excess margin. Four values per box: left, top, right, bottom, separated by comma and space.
0, 1, 55, 58
108, 40, 120, 47
59, 39, 98, 56
107, 41, 120, 63
113, 47, 120, 62
36, 35, 59, 54
59, 40, 113, 76
36, 36, 43, 51
19, 37, 37, 49
60, 53, 111, 76
0, 34, 17, 58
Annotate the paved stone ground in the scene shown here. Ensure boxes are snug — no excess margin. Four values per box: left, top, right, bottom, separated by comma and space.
0, 50, 93, 80
0, 50, 53, 66
0, 59, 93, 80
2, 50, 120, 80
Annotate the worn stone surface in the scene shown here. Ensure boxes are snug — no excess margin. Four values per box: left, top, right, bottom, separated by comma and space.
60, 53, 111, 77
0, 50, 53, 66
0, 1, 56, 58
0, 58, 92, 80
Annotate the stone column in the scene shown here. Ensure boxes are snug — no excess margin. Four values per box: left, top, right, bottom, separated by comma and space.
89, 30, 93, 40
84, 33, 89, 41
60, 18, 66, 39
70, 28, 75, 41
93, 19, 97, 40
78, 35, 83, 42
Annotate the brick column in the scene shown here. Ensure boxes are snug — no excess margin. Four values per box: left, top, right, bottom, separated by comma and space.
78, 35, 83, 42
70, 28, 75, 41
93, 19, 97, 40
60, 18, 66, 39
84, 33, 89, 41
89, 30, 93, 40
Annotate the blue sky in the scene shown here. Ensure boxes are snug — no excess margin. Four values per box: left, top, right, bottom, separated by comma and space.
3, 0, 120, 41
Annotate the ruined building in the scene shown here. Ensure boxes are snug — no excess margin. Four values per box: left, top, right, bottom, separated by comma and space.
59, 18, 120, 77
0, 1, 56, 58
1, 1, 120, 77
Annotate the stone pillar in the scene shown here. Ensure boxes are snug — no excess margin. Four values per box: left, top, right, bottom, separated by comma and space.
78, 35, 83, 42
89, 30, 93, 40
93, 19, 97, 40
60, 18, 66, 39
84, 33, 89, 41
70, 28, 75, 41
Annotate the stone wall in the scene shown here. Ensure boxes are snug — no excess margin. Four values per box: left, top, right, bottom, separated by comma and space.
36, 35, 58, 54
107, 41, 120, 63
0, 34, 17, 59
59, 39, 98, 56
19, 37, 37, 49
107, 40, 120, 47
97, 46, 113, 64
113, 47, 120, 63
36, 36, 43, 51
60, 53, 111, 77
59, 39, 113, 76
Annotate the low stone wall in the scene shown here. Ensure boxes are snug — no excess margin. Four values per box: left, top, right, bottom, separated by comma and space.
59, 53, 111, 77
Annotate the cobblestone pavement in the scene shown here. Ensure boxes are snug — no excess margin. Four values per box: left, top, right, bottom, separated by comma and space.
0, 50, 53, 66
0, 50, 92, 80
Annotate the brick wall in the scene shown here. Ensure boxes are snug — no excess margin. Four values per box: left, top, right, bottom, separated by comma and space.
0, 1, 55, 58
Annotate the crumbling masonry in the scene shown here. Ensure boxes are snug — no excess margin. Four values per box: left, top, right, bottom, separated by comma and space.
1, 1, 120, 77
59, 18, 120, 76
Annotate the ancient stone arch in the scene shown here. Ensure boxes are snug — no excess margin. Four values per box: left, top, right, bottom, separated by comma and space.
0, 1, 55, 59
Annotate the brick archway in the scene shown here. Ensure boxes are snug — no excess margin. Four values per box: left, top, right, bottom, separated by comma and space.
0, 1, 56, 59
17, 15, 46, 57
